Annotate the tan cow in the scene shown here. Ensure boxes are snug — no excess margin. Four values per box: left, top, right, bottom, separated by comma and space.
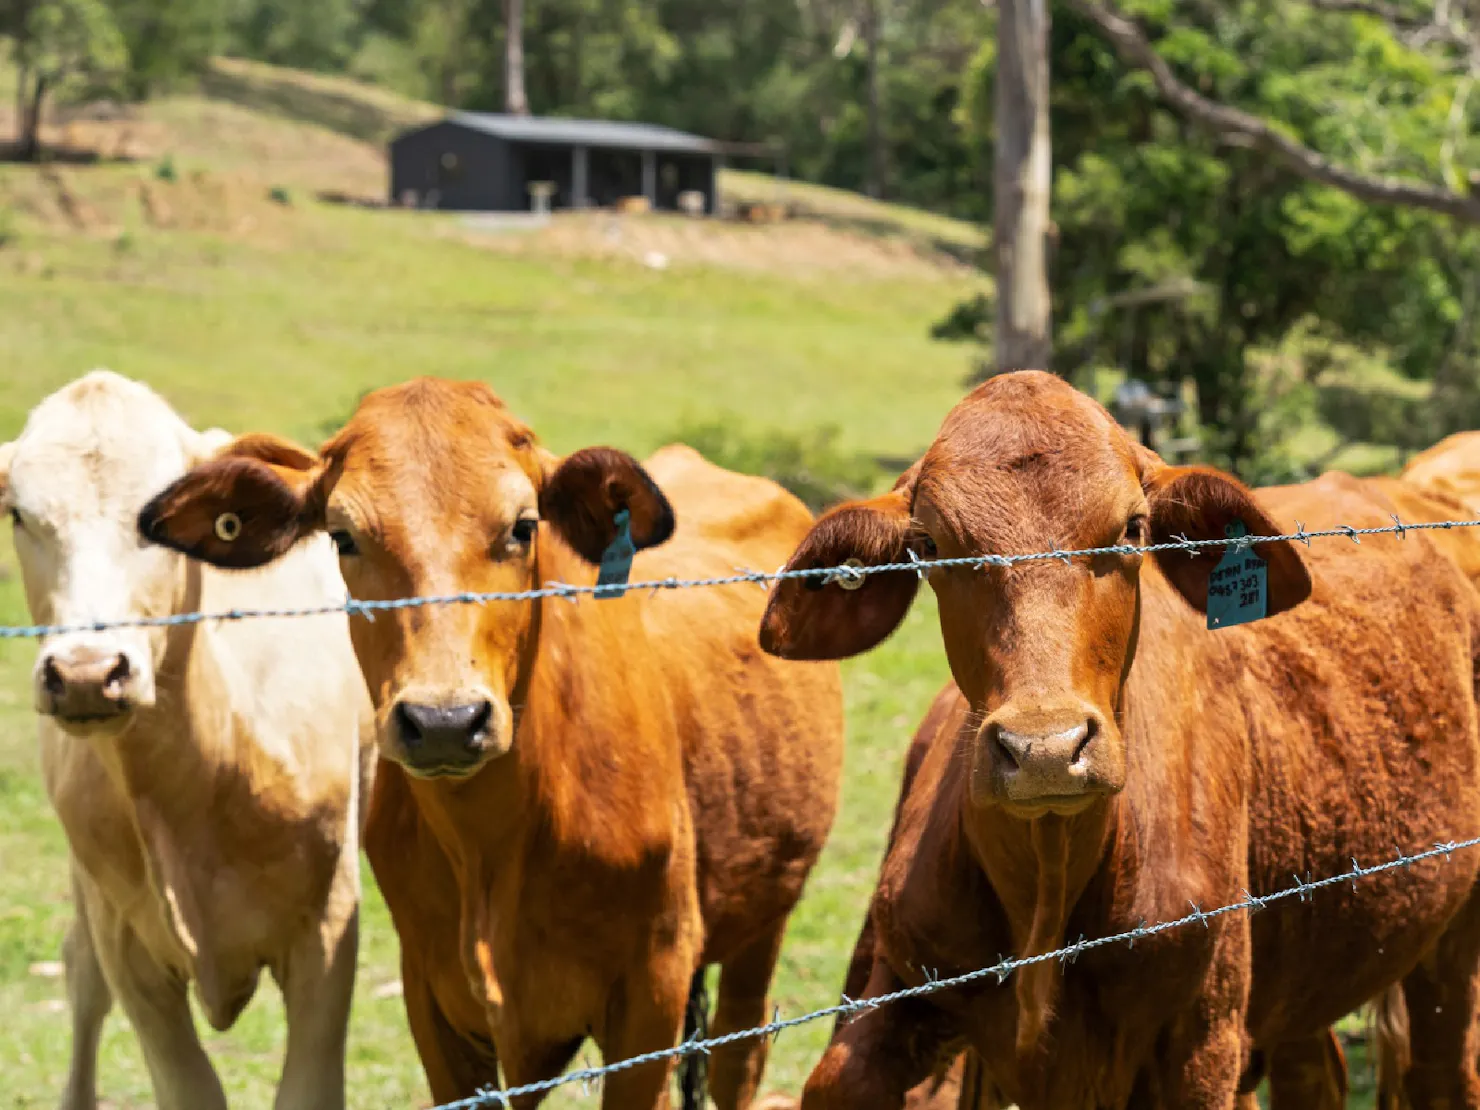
0, 371, 375, 1110
133, 378, 846, 1110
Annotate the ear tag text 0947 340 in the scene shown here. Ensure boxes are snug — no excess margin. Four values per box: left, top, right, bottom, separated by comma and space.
1206, 519, 1268, 631
596, 508, 636, 599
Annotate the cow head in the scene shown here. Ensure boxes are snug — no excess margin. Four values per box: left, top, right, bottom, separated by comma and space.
1, 370, 232, 734
760, 370, 1312, 817
137, 378, 674, 780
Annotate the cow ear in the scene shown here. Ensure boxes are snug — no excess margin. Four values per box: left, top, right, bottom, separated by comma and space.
1145, 464, 1312, 618
138, 433, 331, 570
539, 447, 675, 564
759, 463, 922, 660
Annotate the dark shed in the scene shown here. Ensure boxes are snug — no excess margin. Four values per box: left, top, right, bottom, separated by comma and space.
389, 113, 723, 215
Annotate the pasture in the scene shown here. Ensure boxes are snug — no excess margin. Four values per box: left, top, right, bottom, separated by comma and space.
0, 60, 1387, 1109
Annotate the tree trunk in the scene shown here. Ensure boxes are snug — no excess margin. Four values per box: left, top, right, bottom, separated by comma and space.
504, 0, 528, 116
19, 71, 47, 162
993, 0, 1054, 371
864, 0, 885, 198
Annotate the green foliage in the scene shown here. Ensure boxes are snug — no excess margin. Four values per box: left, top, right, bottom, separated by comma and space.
107, 0, 222, 96
1007, 1, 1478, 478
18, 0, 128, 96
155, 152, 176, 180
667, 420, 884, 513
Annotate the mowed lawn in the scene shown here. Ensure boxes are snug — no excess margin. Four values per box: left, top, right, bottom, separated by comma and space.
0, 173, 978, 1107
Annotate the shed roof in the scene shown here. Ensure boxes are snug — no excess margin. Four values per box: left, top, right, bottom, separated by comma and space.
429, 112, 720, 154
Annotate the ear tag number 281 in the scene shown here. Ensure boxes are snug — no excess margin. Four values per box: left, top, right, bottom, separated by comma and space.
1206, 520, 1268, 631
596, 509, 636, 599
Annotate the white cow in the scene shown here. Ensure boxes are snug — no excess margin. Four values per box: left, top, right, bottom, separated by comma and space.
0, 370, 375, 1110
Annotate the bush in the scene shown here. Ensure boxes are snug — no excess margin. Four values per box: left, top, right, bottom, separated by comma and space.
666, 420, 883, 513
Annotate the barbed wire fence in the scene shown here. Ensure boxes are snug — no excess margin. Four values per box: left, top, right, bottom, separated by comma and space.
8, 514, 1480, 1106
3, 514, 1476, 640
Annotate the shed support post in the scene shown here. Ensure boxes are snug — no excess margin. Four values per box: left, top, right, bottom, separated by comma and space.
713, 155, 726, 216
642, 149, 657, 207
572, 145, 589, 209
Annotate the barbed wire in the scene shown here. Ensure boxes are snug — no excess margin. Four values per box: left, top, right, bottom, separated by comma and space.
435, 835, 1480, 1108
3, 515, 1478, 640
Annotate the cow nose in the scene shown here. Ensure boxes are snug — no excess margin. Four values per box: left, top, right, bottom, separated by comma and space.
984, 708, 1106, 804
394, 701, 493, 774
38, 648, 137, 722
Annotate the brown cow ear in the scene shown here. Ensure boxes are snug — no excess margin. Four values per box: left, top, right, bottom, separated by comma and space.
1146, 465, 1312, 619
759, 479, 921, 661
540, 447, 675, 563
137, 433, 330, 570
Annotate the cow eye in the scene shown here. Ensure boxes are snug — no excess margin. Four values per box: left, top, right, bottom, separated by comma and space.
1124, 514, 1149, 546
330, 529, 359, 556
510, 515, 538, 547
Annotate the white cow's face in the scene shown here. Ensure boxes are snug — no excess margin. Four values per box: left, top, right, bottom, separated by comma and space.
0, 371, 230, 735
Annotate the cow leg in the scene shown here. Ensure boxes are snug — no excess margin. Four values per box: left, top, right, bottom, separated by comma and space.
1142, 925, 1248, 1110
59, 876, 112, 1110
800, 962, 957, 1110
592, 951, 695, 1110
1263, 1030, 1348, 1110
89, 905, 225, 1110
495, 1035, 583, 1110
399, 950, 501, 1101
709, 918, 788, 1110
272, 904, 359, 1110
1398, 903, 1480, 1110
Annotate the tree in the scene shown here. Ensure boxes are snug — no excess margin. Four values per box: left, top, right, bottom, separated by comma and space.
504, 0, 527, 114
11, 0, 126, 159
109, 0, 221, 97
994, 0, 1053, 370
863, 0, 885, 197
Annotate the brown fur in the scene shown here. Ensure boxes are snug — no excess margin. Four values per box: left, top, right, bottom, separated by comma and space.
137, 380, 845, 1110
759, 371, 1480, 1110
1401, 431, 1480, 516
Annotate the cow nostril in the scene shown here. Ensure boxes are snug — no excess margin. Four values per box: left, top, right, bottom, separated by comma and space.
42, 658, 65, 698
1073, 719, 1098, 765
991, 725, 1020, 770
467, 701, 493, 742
105, 655, 130, 694
394, 703, 423, 749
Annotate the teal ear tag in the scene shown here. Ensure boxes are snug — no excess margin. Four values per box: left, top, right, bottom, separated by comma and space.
596, 509, 635, 599
1206, 520, 1268, 630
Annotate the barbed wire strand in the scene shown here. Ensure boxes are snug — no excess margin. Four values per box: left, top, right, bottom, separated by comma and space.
4, 516, 1479, 640
435, 835, 1480, 1109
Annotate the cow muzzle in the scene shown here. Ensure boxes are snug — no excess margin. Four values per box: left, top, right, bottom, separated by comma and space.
35, 639, 152, 726
973, 703, 1122, 813
383, 687, 512, 778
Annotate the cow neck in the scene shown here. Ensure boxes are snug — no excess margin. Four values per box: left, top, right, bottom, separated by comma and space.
87, 561, 251, 973
406, 539, 672, 880
97, 561, 237, 810
963, 788, 1119, 1070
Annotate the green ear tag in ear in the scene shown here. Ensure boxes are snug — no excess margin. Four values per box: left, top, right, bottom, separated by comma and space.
596, 509, 636, 599
1207, 520, 1268, 630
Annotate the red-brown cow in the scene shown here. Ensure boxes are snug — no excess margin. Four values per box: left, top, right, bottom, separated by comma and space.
135, 379, 846, 1110
758, 371, 1480, 1109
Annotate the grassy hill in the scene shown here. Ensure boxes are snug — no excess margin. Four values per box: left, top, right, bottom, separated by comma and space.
0, 55, 990, 1110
